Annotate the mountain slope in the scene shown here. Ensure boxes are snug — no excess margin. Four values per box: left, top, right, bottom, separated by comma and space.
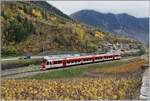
71, 10, 149, 45
31, 1, 72, 20
1, 2, 141, 56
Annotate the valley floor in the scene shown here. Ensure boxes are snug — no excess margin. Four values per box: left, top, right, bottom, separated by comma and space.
1, 56, 149, 100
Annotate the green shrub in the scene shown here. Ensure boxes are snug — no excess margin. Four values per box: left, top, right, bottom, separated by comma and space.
2, 45, 18, 55
138, 48, 145, 55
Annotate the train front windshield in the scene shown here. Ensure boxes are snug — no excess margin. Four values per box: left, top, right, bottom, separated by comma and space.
42, 59, 47, 64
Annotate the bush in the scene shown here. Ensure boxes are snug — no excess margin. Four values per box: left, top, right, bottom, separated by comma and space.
86, 43, 98, 52
2, 45, 18, 56
138, 48, 145, 55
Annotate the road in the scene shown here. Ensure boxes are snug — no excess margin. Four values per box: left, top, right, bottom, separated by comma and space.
1, 54, 80, 61
139, 68, 149, 100
1, 56, 43, 61
139, 54, 149, 100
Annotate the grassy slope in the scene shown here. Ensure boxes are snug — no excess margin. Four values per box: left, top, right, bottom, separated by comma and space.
25, 57, 148, 79
25, 60, 127, 79
2, 59, 40, 70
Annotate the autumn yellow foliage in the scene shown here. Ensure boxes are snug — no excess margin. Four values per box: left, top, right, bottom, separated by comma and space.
95, 31, 104, 39
75, 27, 86, 42
50, 16, 57, 21
32, 9, 42, 19
2, 77, 141, 100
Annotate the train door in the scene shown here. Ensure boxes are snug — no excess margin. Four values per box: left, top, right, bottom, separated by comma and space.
40, 59, 47, 70
63, 59, 66, 67
80, 58, 83, 64
113, 55, 115, 60
92, 56, 95, 62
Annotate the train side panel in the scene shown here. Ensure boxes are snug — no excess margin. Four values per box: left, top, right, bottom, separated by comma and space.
40, 53, 121, 70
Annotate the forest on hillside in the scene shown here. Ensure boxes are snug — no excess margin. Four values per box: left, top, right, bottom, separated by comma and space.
1, 1, 141, 56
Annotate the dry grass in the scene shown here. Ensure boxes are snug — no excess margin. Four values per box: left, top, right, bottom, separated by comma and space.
92, 59, 148, 73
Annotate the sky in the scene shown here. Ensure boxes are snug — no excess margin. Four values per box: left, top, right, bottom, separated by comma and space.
47, 1, 149, 18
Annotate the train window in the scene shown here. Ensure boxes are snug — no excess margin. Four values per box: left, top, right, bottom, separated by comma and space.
57, 61, 62, 64
67, 61, 70, 63
47, 62, 51, 65
53, 61, 61, 64
53, 61, 57, 64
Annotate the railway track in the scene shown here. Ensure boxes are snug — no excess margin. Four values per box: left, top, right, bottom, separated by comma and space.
1, 56, 142, 79
2, 70, 40, 79
2, 67, 54, 79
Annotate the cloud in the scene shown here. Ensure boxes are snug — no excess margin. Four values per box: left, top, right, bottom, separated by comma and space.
47, 1, 149, 18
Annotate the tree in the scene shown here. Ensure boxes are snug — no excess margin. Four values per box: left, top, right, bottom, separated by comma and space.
75, 27, 85, 42
4, 17, 34, 43
95, 31, 104, 39
32, 9, 42, 19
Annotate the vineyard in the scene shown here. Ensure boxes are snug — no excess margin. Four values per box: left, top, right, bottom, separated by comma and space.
2, 77, 141, 100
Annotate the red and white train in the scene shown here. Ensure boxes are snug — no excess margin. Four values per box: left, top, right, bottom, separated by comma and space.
40, 53, 121, 70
